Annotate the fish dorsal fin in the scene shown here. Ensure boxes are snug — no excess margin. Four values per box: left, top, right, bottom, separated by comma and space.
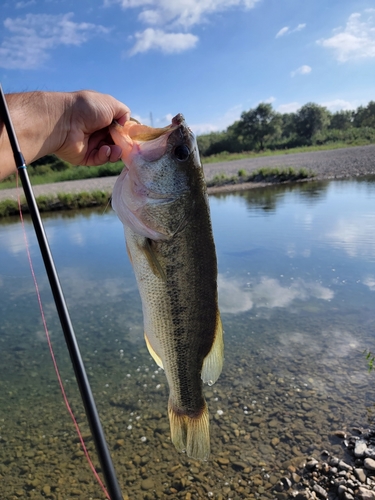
201, 313, 224, 386
144, 333, 164, 369
140, 238, 167, 281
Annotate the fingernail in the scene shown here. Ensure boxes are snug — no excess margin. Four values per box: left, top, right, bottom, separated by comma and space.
105, 146, 111, 157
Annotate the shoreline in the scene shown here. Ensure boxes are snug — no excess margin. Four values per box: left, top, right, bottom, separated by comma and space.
0, 143, 374, 212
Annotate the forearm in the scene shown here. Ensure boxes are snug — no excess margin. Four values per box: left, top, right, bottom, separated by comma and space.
0, 91, 69, 180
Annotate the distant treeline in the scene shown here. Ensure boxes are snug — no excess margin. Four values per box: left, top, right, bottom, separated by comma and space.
9, 100, 375, 178
197, 101, 375, 156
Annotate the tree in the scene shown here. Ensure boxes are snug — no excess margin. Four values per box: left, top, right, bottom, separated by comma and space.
329, 110, 353, 130
353, 101, 375, 128
294, 103, 331, 139
236, 103, 282, 150
280, 112, 297, 137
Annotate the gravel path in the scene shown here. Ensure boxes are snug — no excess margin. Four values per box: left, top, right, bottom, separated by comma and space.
1, 144, 375, 202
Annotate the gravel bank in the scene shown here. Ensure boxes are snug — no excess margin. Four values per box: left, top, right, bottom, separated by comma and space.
1, 144, 374, 202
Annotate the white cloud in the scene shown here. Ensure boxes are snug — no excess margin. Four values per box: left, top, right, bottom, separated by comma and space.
320, 99, 356, 112
317, 10, 375, 62
0, 13, 109, 69
128, 28, 198, 55
218, 274, 333, 313
109, 0, 260, 54
111, 0, 261, 28
276, 23, 306, 38
189, 103, 245, 134
264, 96, 276, 104
15, 0, 36, 7
291, 64, 312, 77
277, 102, 300, 113
276, 26, 289, 38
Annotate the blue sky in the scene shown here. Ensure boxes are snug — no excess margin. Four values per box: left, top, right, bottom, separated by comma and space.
0, 0, 374, 134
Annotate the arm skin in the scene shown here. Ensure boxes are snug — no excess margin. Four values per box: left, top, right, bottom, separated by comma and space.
0, 90, 131, 181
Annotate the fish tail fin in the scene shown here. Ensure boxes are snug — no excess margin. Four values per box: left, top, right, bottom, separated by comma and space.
168, 399, 210, 461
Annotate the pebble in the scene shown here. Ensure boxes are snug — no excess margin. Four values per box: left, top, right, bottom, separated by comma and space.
289, 427, 375, 499
365, 458, 375, 471
141, 478, 155, 491
355, 440, 368, 458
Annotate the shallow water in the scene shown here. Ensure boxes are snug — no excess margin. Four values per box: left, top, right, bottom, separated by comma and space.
0, 177, 375, 499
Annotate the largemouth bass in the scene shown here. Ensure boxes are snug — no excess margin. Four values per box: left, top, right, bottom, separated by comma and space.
110, 114, 223, 460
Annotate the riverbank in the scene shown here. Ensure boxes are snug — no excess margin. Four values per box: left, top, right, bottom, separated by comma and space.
0, 144, 374, 214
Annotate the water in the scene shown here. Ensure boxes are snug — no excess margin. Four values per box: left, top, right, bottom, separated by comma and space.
0, 177, 375, 499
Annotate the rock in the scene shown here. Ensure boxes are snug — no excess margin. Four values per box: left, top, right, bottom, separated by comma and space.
306, 458, 319, 470
357, 486, 375, 500
343, 493, 354, 500
141, 479, 155, 491
339, 460, 352, 471
354, 468, 367, 483
313, 483, 328, 498
217, 457, 229, 466
355, 440, 368, 458
42, 485, 51, 496
333, 430, 347, 439
364, 458, 375, 471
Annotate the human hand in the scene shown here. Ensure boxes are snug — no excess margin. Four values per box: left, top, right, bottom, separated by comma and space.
54, 90, 131, 166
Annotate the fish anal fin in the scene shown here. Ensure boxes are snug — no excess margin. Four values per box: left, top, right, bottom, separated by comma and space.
168, 400, 210, 461
201, 312, 224, 386
138, 238, 166, 281
144, 333, 164, 369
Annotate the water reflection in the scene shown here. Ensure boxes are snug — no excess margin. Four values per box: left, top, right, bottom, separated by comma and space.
0, 177, 375, 498
218, 274, 333, 313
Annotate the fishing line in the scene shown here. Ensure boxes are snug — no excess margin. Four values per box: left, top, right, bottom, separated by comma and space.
0, 84, 124, 500
16, 174, 110, 500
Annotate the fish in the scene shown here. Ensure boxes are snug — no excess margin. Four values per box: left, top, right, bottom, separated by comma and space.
110, 114, 223, 460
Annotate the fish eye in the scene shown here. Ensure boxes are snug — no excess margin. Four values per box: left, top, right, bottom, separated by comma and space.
174, 145, 190, 162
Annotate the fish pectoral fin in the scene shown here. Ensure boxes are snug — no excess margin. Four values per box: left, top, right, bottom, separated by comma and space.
139, 238, 167, 281
144, 333, 164, 369
168, 400, 210, 461
126, 240, 133, 266
201, 313, 224, 386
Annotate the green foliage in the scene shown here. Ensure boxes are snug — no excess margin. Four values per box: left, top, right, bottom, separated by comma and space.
0, 191, 111, 217
294, 103, 331, 140
329, 110, 353, 130
197, 131, 242, 156
197, 98, 375, 159
206, 166, 315, 188
0, 161, 125, 189
364, 350, 375, 372
0, 199, 19, 217
235, 102, 282, 150
354, 101, 375, 128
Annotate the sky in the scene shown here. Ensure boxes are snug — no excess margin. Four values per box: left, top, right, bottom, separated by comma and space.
0, 0, 374, 135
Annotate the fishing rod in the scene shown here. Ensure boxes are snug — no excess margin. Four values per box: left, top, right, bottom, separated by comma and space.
0, 84, 124, 500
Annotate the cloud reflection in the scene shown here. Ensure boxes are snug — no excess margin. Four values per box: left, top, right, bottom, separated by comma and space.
364, 276, 375, 291
218, 275, 333, 313
326, 215, 375, 258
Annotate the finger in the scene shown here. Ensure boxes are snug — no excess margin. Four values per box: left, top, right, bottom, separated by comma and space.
86, 144, 122, 166
108, 144, 122, 162
116, 111, 131, 127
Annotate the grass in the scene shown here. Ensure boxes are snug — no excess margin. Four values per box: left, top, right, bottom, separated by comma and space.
0, 162, 124, 190
206, 166, 315, 187
0, 190, 111, 217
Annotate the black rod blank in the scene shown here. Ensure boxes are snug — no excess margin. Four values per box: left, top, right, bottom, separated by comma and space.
0, 84, 123, 500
